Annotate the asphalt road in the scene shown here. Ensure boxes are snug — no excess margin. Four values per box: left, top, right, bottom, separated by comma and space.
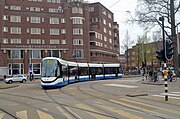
0, 76, 180, 119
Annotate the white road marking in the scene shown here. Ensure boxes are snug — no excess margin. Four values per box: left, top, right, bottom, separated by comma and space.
57, 106, 74, 119
152, 95, 180, 100
37, 110, 54, 119
16, 110, 28, 119
103, 84, 138, 88
0, 113, 5, 119
161, 93, 180, 97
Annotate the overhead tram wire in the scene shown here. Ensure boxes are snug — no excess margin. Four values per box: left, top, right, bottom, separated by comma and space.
109, 0, 122, 8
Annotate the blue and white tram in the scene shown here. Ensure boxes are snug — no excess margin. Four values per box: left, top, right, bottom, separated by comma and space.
41, 57, 122, 89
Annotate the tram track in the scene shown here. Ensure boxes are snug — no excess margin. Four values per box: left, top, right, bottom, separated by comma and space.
59, 85, 119, 119
0, 94, 65, 119
73, 81, 175, 119
0, 108, 19, 119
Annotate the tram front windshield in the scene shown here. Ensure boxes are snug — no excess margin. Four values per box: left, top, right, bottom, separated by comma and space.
41, 59, 60, 77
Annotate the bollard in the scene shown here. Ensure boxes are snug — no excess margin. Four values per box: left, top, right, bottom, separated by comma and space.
163, 67, 168, 101
164, 78, 168, 101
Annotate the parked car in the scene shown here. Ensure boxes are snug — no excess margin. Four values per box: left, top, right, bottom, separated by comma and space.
4, 74, 27, 84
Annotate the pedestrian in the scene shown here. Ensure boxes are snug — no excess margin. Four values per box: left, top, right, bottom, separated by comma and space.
153, 70, 158, 82
148, 68, 153, 81
3, 75, 6, 79
168, 68, 173, 82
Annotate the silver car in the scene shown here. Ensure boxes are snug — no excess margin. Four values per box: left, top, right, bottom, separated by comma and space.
4, 74, 27, 84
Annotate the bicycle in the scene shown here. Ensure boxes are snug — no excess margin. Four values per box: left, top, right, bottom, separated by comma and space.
168, 75, 177, 82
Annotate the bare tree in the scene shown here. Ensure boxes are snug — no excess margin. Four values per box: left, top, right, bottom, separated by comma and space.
135, 0, 180, 75
121, 30, 134, 70
135, 0, 180, 37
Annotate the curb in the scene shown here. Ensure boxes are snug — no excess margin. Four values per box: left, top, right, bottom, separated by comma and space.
141, 81, 164, 85
0, 84, 19, 89
126, 93, 148, 97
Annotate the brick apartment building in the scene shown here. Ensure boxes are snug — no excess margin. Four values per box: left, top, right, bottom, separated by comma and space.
121, 33, 180, 71
0, 0, 120, 76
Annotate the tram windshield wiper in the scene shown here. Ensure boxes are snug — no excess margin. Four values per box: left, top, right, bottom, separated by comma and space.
47, 69, 55, 77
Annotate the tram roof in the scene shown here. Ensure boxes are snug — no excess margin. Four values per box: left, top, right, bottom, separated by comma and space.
42, 57, 120, 67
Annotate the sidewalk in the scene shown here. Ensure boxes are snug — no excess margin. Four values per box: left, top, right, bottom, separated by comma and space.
0, 79, 40, 89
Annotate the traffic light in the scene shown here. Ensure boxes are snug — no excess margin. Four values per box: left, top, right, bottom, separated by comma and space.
156, 49, 165, 61
165, 39, 174, 60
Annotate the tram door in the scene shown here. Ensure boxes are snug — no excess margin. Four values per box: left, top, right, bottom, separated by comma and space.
62, 65, 68, 85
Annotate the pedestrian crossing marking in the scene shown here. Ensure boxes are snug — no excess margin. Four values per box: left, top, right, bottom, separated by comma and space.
152, 95, 180, 100
103, 84, 138, 88
109, 100, 174, 118
0, 113, 5, 119
152, 91, 180, 100
76, 103, 110, 119
120, 98, 180, 115
96, 103, 143, 119
16, 110, 27, 119
42, 108, 48, 111
161, 93, 180, 97
37, 110, 54, 119
57, 106, 74, 119
171, 92, 180, 94
64, 107, 83, 119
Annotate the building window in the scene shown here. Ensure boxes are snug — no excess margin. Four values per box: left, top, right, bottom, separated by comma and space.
61, 39, 66, 44
31, 39, 41, 44
73, 49, 84, 58
102, 9, 106, 15
42, 40, 45, 44
50, 29, 59, 35
104, 36, 107, 41
72, 7, 83, 14
3, 15, 8, 20
28, 0, 42, 2
49, 8, 58, 13
32, 63, 41, 75
47, 0, 61, 3
109, 38, 112, 43
50, 39, 59, 44
10, 27, 21, 34
73, 39, 83, 45
30, 50, 41, 59
3, 38, 8, 44
61, 29, 66, 34
89, 7, 94, 12
10, 16, 21, 22
10, 6, 21, 10
109, 30, 112, 36
103, 19, 106, 25
8, 63, 24, 75
72, 17, 83, 24
103, 27, 106, 33
108, 13, 112, 19
3, 27, 8, 32
48, 50, 61, 58
109, 23, 112, 28
30, 7, 41, 12
73, 28, 83, 35
10, 38, 21, 44
50, 18, 59, 24
31, 17, 41, 23
61, 18, 65, 23
8, 50, 23, 59
31, 28, 41, 34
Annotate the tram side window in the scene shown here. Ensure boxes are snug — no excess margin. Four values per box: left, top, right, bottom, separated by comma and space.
69, 66, 78, 76
96, 67, 103, 75
62, 65, 68, 77
79, 67, 88, 76
105, 67, 117, 74
90, 67, 103, 75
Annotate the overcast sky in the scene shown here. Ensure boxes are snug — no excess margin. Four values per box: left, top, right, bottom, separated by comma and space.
88, 0, 145, 53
